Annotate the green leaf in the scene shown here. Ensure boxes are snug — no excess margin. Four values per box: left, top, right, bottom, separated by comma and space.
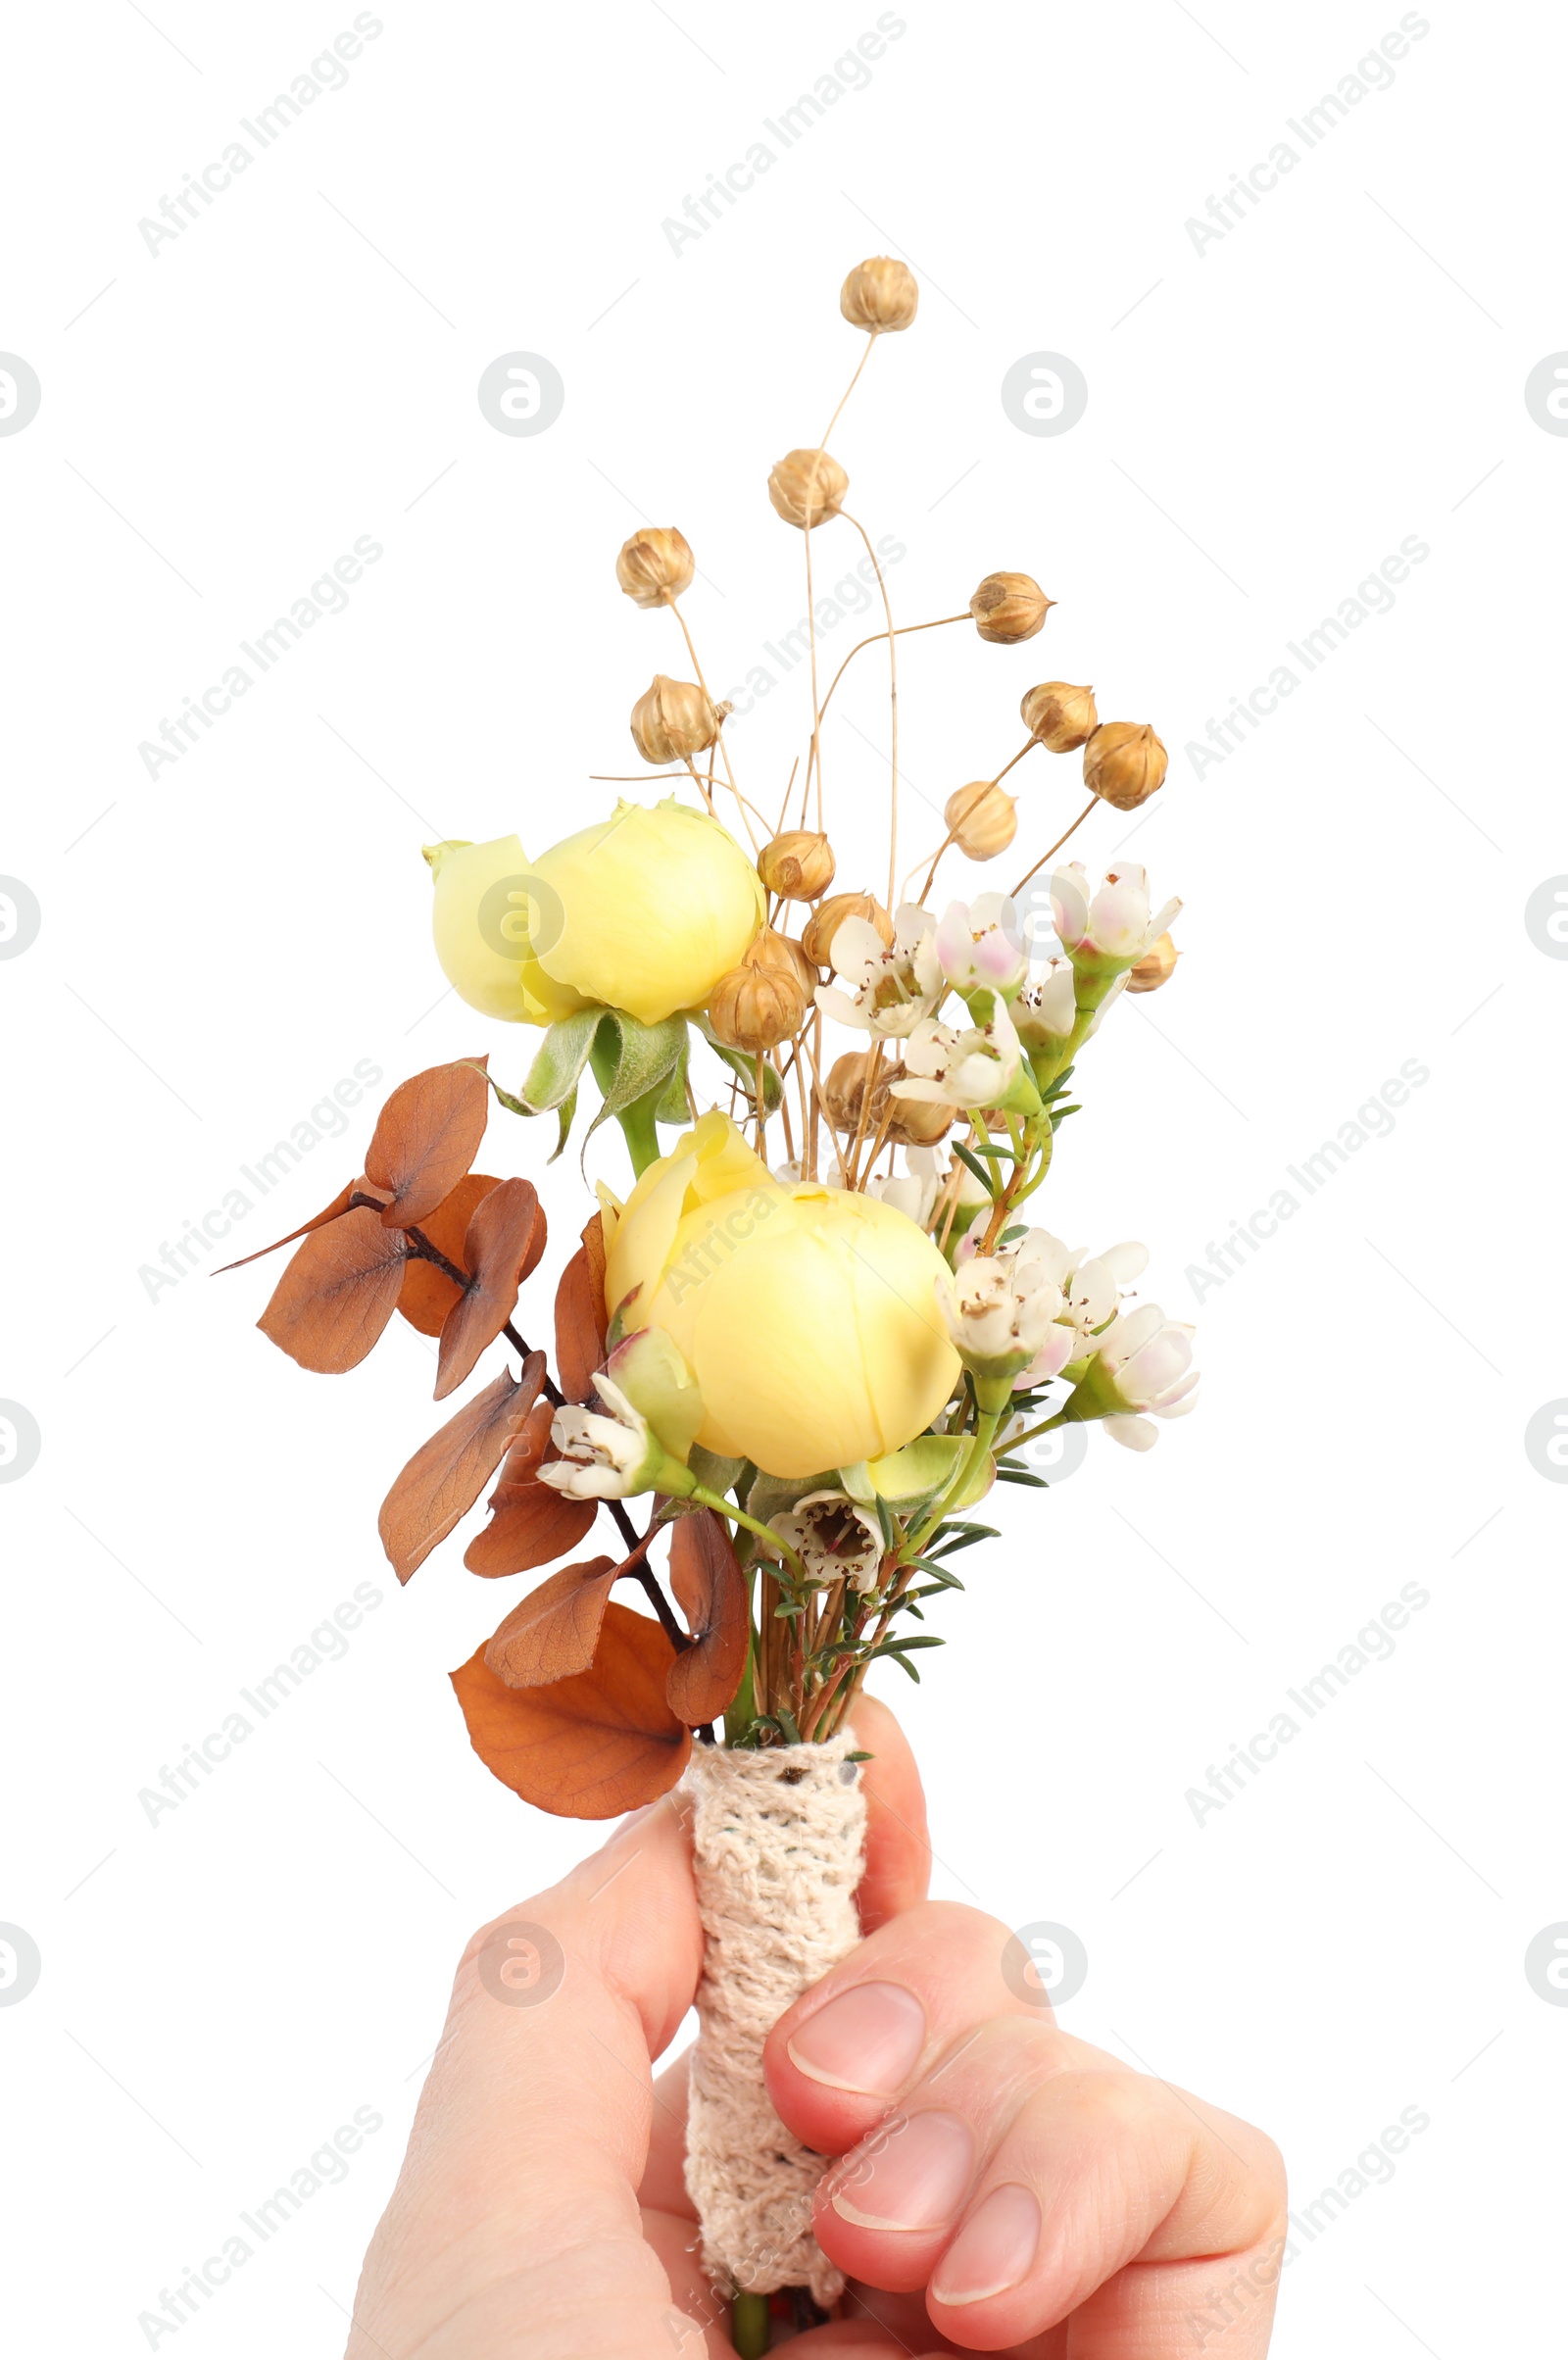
951, 1140, 998, 1193
695, 1013, 783, 1112
996, 1467, 1050, 1487
873, 1493, 899, 1552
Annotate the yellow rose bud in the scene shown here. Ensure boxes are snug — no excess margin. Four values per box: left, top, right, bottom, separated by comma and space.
605, 1112, 960, 1477
1083, 720, 1168, 811
1126, 931, 1179, 994
615, 526, 694, 608
426, 799, 763, 1029
970, 572, 1054, 644
801, 891, 894, 968
840, 255, 918, 332
944, 781, 1017, 860
629, 674, 723, 765
758, 829, 836, 902
1020, 680, 1098, 753
767, 448, 849, 529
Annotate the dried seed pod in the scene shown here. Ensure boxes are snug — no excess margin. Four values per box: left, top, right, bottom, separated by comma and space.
1020, 680, 1098, 754
758, 829, 836, 902
629, 675, 723, 765
615, 526, 695, 608
944, 781, 1018, 860
1126, 932, 1179, 994
707, 956, 808, 1054
1084, 720, 1168, 811
767, 448, 849, 529
824, 1049, 952, 1145
970, 572, 1053, 644
801, 891, 895, 969
840, 256, 918, 333
745, 926, 817, 1002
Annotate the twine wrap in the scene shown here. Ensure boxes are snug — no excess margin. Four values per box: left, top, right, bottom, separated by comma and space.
682, 1732, 867, 2306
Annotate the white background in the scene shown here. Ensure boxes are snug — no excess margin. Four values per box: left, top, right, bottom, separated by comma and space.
2, 2, 1564, 2352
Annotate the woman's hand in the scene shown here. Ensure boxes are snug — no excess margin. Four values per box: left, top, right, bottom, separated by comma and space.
346, 1698, 1285, 2357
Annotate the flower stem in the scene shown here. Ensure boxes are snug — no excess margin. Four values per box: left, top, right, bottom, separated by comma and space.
691, 1486, 808, 1589
732, 2290, 771, 2353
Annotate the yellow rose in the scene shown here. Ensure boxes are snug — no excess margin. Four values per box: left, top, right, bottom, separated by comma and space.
603, 1113, 959, 1478
424, 798, 763, 1029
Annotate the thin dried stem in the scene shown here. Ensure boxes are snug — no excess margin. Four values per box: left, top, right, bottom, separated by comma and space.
1010, 795, 1099, 897
844, 513, 900, 908
664, 597, 764, 847
909, 738, 1041, 907
843, 1042, 884, 1191
797, 339, 881, 838
680, 755, 717, 817
803, 614, 968, 818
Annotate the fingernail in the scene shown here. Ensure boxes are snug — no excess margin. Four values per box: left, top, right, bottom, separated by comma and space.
830, 2109, 974, 2232
931, 2183, 1041, 2306
786, 1981, 927, 2096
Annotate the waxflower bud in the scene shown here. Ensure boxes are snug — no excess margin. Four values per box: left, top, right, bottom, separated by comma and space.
1126, 932, 1178, 994
801, 891, 894, 968
1084, 720, 1168, 811
767, 448, 849, 529
945, 781, 1017, 860
970, 572, 1053, 644
615, 526, 694, 609
1020, 680, 1098, 754
758, 828, 836, 902
708, 946, 808, 1053
629, 674, 723, 765
840, 255, 918, 333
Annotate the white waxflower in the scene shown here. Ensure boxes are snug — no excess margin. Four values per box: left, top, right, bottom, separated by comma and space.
933, 894, 1028, 1001
815, 902, 944, 1039
1012, 960, 1076, 1051
1050, 861, 1181, 975
1081, 1302, 1200, 1450
866, 1144, 944, 1228
768, 1490, 884, 1594
936, 1230, 1077, 1391
537, 1379, 658, 1500
891, 996, 1023, 1109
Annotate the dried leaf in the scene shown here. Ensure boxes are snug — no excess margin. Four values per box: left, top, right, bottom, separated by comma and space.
434, 1178, 549, 1401
555, 1212, 609, 1402
397, 1173, 498, 1336
483, 1555, 621, 1688
450, 1600, 691, 1818
665, 1509, 749, 1727
257, 1206, 408, 1373
379, 1354, 545, 1584
365, 1057, 490, 1230
215, 1176, 389, 1274
464, 1401, 598, 1576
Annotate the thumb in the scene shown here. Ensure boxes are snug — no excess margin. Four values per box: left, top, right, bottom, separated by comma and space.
348, 1791, 704, 2358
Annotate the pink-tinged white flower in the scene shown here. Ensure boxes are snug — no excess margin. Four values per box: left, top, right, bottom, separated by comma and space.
936, 1231, 1079, 1393
815, 902, 943, 1038
890, 996, 1022, 1108
934, 894, 1029, 1002
1011, 960, 1076, 1051
867, 1145, 944, 1228
1051, 861, 1181, 975
1075, 1302, 1199, 1450
767, 1490, 883, 1594
537, 1329, 703, 1499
